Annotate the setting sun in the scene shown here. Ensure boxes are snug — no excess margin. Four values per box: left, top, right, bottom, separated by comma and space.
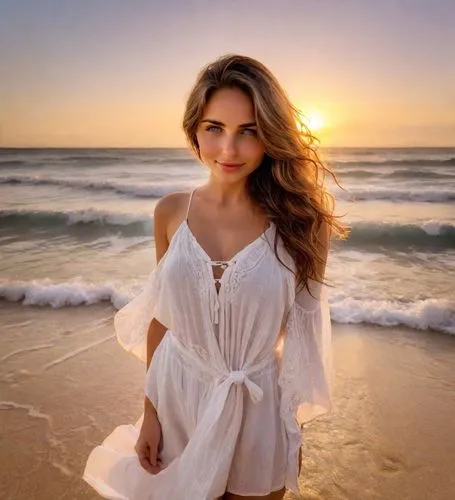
300, 111, 326, 132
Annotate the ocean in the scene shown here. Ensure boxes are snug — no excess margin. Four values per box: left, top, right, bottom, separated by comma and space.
2, 146, 455, 500
0, 147, 454, 335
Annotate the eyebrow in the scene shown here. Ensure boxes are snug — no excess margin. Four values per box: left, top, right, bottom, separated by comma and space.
200, 119, 257, 128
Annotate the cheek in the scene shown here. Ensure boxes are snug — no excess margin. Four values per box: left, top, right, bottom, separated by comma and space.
242, 140, 265, 163
197, 133, 219, 158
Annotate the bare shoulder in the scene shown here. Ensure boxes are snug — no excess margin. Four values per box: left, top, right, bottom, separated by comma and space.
154, 191, 189, 221
153, 191, 192, 244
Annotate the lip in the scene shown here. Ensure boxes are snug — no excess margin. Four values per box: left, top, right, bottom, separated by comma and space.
217, 161, 245, 172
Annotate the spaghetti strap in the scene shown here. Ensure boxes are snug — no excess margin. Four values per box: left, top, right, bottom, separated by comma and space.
185, 189, 196, 220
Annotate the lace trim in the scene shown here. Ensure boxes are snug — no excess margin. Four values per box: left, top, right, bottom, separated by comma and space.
278, 306, 323, 410
181, 221, 275, 319
278, 273, 332, 429
229, 229, 273, 299
277, 295, 329, 493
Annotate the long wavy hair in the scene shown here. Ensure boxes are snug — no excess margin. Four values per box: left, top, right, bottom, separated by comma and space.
182, 54, 349, 294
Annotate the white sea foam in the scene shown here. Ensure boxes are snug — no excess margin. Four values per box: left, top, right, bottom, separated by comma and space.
1, 279, 454, 335
420, 220, 453, 236
330, 293, 455, 335
65, 209, 152, 226
0, 278, 131, 309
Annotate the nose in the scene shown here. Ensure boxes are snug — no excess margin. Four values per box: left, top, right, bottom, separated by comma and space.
221, 133, 239, 158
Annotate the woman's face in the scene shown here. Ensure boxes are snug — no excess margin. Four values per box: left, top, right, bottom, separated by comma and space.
195, 87, 265, 184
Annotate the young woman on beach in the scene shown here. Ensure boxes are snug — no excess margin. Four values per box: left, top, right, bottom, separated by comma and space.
84, 54, 346, 500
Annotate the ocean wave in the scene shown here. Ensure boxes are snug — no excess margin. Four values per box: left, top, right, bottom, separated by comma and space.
141, 157, 196, 165
384, 169, 455, 180
57, 155, 195, 166
330, 293, 455, 335
0, 208, 153, 228
1, 209, 454, 251
1, 279, 453, 334
0, 154, 196, 168
0, 175, 196, 197
0, 155, 124, 168
339, 187, 455, 203
0, 159, 30, 167
340, 169, 455, 180
0, 279, 131, 310
335, 158, 455, 167
342, 221, 455, 249
3, 174, 454, 204
62, 155, 131, 163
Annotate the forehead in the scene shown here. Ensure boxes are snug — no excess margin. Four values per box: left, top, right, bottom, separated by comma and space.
202, 87, 255, 123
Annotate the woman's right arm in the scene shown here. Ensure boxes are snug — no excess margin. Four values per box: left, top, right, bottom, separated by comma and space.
143, 194, 174, 414
137, 194, 181, 473
143, 192, 188, 411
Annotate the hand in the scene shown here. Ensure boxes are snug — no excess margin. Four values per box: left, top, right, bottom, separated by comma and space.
135, 408, 163, 475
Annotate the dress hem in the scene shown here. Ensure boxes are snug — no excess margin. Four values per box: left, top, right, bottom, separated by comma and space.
224, 482, 286, 496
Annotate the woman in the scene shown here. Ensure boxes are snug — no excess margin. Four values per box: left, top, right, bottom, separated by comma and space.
83, 54, 347, 500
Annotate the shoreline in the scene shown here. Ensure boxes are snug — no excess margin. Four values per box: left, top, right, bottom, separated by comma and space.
0, 302, 454, 499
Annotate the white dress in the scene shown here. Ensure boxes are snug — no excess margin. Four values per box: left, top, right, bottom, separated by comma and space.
83, 195, 332, 500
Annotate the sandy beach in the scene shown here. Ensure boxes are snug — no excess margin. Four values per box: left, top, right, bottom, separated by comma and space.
1, 301, 454, 500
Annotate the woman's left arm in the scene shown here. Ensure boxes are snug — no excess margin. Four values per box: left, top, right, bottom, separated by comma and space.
278, 219, 333, 427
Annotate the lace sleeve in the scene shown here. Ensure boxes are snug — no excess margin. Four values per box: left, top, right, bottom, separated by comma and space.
114, 258, 171, 363
278, 279, 333, 427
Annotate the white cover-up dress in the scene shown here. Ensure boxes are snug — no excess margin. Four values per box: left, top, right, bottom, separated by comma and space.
83, 192, 332, 500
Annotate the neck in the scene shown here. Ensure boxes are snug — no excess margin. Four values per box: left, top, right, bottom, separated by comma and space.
203, 177, 249, 206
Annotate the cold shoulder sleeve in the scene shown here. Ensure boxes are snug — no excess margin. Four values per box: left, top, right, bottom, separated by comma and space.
114, 256, 171, 363
278, 278, 332, 427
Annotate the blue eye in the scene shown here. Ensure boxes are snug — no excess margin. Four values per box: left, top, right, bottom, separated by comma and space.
205, 125, 257, 136
242, 128, 257, 136
206, 125, 222, 133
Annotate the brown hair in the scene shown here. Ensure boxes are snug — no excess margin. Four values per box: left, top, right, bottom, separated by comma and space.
182, 54, 349, 294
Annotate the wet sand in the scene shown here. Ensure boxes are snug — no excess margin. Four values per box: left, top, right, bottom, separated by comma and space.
1, 301, 454, 500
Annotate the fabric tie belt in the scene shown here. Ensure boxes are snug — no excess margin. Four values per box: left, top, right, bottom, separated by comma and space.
169, 331, 274, 404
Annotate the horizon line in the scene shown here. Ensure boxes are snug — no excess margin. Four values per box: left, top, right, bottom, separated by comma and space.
1, 145, 455, 150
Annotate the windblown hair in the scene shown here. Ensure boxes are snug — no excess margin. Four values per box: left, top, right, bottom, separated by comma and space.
182, 54, 349, 294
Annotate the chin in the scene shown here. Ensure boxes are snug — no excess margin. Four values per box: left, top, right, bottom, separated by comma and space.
217, 169, 250, 183
219, 161, 255, 176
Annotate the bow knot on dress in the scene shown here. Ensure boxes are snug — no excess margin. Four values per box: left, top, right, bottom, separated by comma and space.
228, 370, 246, 384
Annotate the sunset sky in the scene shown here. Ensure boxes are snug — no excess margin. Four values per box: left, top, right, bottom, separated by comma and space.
1, 0, 454, 148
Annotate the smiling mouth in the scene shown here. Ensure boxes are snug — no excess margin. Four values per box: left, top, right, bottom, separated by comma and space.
217, 162, 245, 168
